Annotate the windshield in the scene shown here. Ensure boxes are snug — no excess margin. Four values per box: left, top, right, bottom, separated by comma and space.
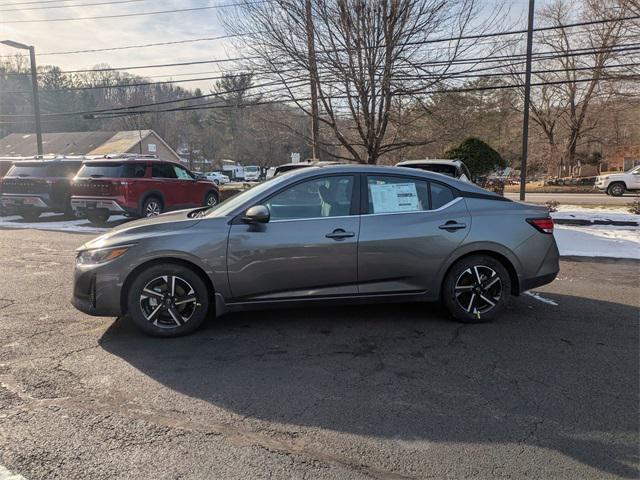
204, 173, 294, 217
629, 165, 640, 174
245, 166, 259, 172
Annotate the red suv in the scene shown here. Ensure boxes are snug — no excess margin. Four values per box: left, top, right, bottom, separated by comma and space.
70, 157, 219, 225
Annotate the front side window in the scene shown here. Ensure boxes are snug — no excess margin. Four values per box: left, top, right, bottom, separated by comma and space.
265, 176, 354, 221
173, 165, 193, 180
152, 163, 177, 179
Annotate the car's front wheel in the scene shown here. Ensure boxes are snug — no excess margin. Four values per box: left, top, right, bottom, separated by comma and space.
442, 255, 511, 323
126, 263, 210, 337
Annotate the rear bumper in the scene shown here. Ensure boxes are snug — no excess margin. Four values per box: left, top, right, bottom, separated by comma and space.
1, 194, 49, 210
521, 271, 558, 291
71, 196, 128, 214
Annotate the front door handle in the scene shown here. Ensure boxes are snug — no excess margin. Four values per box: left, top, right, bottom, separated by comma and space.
439, 221, 467, 231
326, 229, 355, 240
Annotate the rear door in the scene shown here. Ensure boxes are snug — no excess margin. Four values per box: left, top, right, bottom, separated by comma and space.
227, 174, 359, 301
171, 164, 200, 206
358, 174, 471, 295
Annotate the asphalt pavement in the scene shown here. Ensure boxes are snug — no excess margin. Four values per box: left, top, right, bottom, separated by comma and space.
505, 192, 639, 206
0, 229, 638, 480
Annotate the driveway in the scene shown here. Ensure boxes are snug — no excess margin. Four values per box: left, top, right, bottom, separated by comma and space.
0, 229, 638, 479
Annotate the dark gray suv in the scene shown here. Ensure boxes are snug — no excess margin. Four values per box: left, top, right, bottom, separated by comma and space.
72, 165, 559, 336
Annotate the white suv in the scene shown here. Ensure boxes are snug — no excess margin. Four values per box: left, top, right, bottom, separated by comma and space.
595, 165, 640, 196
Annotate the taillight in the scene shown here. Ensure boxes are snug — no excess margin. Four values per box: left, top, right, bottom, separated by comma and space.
527, 217, 554, 234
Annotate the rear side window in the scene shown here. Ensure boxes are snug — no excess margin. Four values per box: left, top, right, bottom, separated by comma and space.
152, 163, 177, 178
414, 164, 458, 177
366, 175, 457, 213
76, 163, 146, 178
367, 176, 430, 213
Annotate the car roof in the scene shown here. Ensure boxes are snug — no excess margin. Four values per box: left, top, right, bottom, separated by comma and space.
284, 164, 496, 197
81, 157, 178, 165
396, 159, 462, 167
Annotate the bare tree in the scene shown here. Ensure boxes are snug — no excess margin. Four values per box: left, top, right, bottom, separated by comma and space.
225, 0, 505, 164
510, 0, 639, 176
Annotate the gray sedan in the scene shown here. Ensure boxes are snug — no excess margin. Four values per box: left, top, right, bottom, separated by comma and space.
72, 165, 559, 336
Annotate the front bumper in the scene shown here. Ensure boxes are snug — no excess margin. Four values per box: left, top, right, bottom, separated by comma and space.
72, 262, 124, 317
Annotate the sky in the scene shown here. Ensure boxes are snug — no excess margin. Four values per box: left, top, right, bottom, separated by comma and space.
0, 0, 546, 92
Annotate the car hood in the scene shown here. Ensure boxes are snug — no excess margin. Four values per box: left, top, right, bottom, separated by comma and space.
79, 209, 203, 251
598, 173, 626, 179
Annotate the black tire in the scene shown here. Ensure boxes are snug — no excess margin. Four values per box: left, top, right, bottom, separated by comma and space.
607, 182, 625, 197
142, 196, 163, 218
126, 263, 210, 337
442, 255, 511, 323
204, 191, 218, 207
86, 211, 110, 226
214, 179, 220, 185
62, 198, 75, 220
20, 210, 41, 222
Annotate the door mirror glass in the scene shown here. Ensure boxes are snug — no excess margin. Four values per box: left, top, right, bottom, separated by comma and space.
243, 205, 270, 223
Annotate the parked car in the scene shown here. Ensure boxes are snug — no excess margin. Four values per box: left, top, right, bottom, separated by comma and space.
70, 157, 219, 225
267, 161, 342, 179
204, 171, 230, 185
396, 159, 473, 182
72, 164, 559, 337
0, 158, 83, 221
595, 166, 640, 196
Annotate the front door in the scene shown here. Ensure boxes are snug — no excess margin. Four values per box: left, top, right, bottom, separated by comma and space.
227, 175, 359, 301
358, 174, 471, 295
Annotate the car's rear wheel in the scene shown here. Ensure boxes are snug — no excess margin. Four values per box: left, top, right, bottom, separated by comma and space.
607, 182, 625, 197
204, 191, 218, 207
142, 197, 163, 217
442, 255, 511, 323
126, 264, 210, 337
86, 211, 110, 226
20, 210, 41, 222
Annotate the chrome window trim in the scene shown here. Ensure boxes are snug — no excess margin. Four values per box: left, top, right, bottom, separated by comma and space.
266, 197, 462, 223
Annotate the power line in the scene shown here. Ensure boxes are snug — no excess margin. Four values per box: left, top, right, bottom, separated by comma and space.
0, 0, 145, 12
0, 1, 262, 23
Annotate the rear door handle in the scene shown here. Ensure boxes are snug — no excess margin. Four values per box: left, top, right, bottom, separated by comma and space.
439, 221, 467, 231
326, 229, 355, 240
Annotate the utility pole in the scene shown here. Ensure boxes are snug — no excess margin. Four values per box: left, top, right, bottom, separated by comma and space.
1, 40, 43, 156
519, 0, 535, 201
305, 0, 320, 161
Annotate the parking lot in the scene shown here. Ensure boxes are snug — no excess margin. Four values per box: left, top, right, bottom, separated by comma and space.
0, 228, 638, 479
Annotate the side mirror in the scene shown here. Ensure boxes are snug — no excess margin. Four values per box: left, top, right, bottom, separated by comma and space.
242, 205, 270, 224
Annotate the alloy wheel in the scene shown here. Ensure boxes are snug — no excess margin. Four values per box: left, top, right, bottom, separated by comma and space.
454, 265, 502, 315
206, 194, 218, 206
139, 275, 198, 328
145, 200, 161, 217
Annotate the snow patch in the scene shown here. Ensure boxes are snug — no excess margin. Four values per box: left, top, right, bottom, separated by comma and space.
0, 213, 124, 234
524, 291, 559, 306
554, 224, 639, 260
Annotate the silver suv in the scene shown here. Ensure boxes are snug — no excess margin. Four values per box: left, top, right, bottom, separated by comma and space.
72, 165, 559, 337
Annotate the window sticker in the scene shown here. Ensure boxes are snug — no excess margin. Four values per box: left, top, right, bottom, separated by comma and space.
370, 182, 420, 213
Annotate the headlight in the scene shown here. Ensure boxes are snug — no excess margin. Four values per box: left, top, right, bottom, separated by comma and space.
76, 245, 131, 265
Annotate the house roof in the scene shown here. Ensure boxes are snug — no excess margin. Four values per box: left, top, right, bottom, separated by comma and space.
0, 130, 177, 158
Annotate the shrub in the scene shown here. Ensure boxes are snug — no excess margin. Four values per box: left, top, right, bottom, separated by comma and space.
445, 137, 507, 178
545, 200, 559, 213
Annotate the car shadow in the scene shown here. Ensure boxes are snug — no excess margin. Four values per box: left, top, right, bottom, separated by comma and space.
99, 294, 639, 478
